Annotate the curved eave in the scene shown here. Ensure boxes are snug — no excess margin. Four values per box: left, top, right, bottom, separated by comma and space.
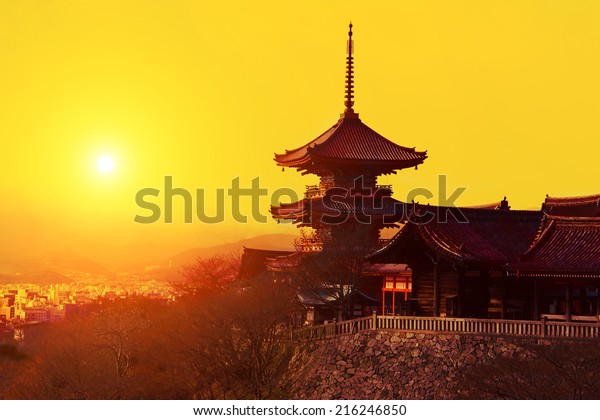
510, 270, 600, 279
271, 197, 407, 224
416, 223, 467, 264
274, 153, 427, 172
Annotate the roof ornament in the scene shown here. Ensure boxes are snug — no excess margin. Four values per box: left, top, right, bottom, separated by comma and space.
344, 23, 355, 115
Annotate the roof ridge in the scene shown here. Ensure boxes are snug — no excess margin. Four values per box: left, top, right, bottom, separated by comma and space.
544, 193, 600, 204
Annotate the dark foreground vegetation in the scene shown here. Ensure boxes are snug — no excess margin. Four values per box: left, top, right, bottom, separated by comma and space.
0, 255, 302, 399
2, 255, 600, 399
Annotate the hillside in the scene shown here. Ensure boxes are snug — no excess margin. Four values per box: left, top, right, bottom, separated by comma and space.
165, 233, 298, 267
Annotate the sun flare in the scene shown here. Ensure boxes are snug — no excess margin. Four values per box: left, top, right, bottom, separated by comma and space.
97, 155, 115, 173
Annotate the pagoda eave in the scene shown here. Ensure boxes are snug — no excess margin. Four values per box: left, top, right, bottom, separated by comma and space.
275, 156, 426, 175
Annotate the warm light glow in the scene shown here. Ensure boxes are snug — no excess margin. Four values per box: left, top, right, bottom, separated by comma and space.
1, 1, 599, 265
97, 155, 115, 173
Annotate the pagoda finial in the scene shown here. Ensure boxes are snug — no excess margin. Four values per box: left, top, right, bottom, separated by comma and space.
344, 22, 355, 115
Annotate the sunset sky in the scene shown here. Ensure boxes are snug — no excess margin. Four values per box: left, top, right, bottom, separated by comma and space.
1, 1, 599, 268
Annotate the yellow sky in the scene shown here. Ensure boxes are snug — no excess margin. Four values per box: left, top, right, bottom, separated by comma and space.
1, 1, 599, 266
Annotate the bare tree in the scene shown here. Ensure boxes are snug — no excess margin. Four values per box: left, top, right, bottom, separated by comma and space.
172, 253, 241, 297
93, 298, 150, 379
291, 227, 372, 320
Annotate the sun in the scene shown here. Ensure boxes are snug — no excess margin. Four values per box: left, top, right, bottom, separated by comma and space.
97, 155, 115, 173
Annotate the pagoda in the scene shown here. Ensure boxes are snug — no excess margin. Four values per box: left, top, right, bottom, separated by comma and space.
271, 24, 427, 248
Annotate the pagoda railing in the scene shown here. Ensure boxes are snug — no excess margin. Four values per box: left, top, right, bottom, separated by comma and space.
290, 314, 600, 341
296, 237, 323, 252
304, 184, 393, 198
304, 185, 326, 198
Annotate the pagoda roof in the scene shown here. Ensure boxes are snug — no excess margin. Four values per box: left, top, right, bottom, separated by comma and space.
370, 204, 542, 266
274, 112, 427, 174
542, 194, 600, 217
238, 247, 294, 281
512, 215, 600, 277
271, 194, 406, 225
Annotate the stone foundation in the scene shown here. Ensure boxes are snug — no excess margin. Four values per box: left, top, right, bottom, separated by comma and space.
288, 331, 536, 399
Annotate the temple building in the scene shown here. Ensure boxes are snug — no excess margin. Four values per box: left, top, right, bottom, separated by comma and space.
243, 25, 600, 324
270, 23, 426, 247
369, 196, 600, 321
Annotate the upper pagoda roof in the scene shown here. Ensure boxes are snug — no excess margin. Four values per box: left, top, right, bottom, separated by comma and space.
274, 112, 427, 174
274, 24, 427, 175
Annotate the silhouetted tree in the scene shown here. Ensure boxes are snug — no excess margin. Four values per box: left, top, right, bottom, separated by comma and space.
291, 227, 372, 320
5, 298, 194, 399
172, 253, 241, 297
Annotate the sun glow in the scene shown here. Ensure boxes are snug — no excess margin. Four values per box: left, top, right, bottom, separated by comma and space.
97, 155, 115, 173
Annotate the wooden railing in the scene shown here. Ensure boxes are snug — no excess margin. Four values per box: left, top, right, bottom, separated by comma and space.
290, 314, 600, 341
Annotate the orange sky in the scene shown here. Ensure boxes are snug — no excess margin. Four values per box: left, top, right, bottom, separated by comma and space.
1, 1, 599, 267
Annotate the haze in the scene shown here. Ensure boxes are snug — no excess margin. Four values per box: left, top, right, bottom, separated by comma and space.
1, 1, 599, 270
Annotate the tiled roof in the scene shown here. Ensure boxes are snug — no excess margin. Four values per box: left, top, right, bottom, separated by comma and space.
514, 215, 600, 276
271, 195, 406, 225
238, 247, 294, 281
370, 205, 542, 265
361, 263, 411, 275
542, 194, 600, 217
274, 113, 427, 173
417, 206, 541, 264
266, 252, 304, 272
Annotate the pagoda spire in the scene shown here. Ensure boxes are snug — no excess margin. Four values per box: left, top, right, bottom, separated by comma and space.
344, 23, 355, 115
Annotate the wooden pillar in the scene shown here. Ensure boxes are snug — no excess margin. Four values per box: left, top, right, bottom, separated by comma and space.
500, 277, 507, 320
392, 291, 396, 316
433, 260, 440, 317
596, 287, 600, 320
457, 270, 464, 318
533, 279, 539, 320
565, 283, 572, 322
381, 290, 385, 315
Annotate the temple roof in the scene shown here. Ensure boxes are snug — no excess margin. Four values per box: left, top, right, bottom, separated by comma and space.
274, 113, 427, 174
266, 252, 303, 272
513, 215, 600, 276
542, 194, 600, 217
271, 195, 406, 225
361, 263, 411, 275
370, 205, 542, 265
238, 247, 294, 281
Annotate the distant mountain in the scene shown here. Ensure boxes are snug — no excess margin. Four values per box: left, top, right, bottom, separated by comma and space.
0, 270, 71, 286
165, 233, 298, 267
0, 234, 299, 282
0, 252, 112, 277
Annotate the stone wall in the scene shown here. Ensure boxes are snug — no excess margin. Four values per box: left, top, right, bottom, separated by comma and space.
288, 331, 537, 399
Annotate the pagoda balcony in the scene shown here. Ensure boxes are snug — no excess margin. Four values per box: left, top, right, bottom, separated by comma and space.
304, 184, 393, 198
304, 184, 327, 198
296, 237, 323, 253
